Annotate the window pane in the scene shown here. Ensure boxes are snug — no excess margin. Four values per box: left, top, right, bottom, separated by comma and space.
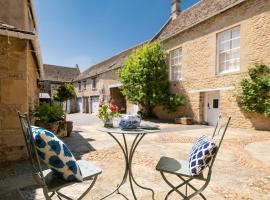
232, 49, 240, 59
232, 27, 240, 38
170, 48, 182, 80
218, 27, 240, 73
219, 31, 230, 42
219, 41, 230, 52
232, 38, 240, 49
219, 52, 226, 62
219, 62, 225, 73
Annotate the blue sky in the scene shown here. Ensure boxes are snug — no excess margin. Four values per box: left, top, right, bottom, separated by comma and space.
35, 0, 200, 72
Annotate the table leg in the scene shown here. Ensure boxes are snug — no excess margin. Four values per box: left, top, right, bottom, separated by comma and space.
100, 132, 155, 200
128, 133, 155, 200
100, 132, 129, 200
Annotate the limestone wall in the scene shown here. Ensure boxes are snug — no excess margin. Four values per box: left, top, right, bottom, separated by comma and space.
0, 36, 28, 160
155, 0, 270, 130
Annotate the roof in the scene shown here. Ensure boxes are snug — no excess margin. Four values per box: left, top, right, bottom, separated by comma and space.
75, 42, 147, 81
43, 64, 80, 82
152, 0, 247, 41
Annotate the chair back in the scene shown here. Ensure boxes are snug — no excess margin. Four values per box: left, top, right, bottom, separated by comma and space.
17, 111, 46, 185
206, 116, 231, 178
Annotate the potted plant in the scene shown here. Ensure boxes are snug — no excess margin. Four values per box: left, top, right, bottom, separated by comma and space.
33, 103, 67, 137
53, 83, 76, 136
97, 99, 120, 127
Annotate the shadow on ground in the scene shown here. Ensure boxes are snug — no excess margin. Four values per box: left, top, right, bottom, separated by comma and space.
0, 130, 97, 199
63, 130, 96, 160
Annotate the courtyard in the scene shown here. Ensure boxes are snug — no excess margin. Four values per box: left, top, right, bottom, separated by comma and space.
0, 113, 269, 200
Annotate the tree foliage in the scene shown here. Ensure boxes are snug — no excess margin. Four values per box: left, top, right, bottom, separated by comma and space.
237, 63, 270, 118
53, 83, 76, 111
118, 42, 185, 117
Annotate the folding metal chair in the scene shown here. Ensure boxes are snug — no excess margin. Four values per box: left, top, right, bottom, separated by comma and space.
17, 111, 102, 200
156, 116, 231, 200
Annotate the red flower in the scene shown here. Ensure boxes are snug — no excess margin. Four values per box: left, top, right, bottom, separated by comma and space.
109, 105, 118, 113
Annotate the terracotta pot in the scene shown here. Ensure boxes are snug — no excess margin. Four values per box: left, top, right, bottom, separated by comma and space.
35, 119, 68, 138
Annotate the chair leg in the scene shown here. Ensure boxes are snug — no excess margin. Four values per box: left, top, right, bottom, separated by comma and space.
160, 172, 186, 199
77, 175, 98, 200
160, 171, 210, 200
184, 179, 209, 200
56, 175, 98, 200
43, 186, 53, 200
177, 175, 209, 200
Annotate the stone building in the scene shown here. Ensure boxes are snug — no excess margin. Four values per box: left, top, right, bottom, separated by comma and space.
0, 0, 43, 160
39, 64, 80, 113
151, 0, 270, 130
74, 0, 270, 130
73, 46, 140, 114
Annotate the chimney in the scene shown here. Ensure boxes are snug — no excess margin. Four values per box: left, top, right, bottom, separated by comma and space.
171, 0, 181, 20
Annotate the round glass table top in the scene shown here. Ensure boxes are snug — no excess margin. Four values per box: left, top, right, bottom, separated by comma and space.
97, 126, 160, 135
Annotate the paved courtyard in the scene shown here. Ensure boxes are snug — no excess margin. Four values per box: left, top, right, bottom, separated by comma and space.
0, 113, 270, 200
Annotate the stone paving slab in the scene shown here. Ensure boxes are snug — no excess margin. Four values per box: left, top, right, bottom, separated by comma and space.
0, 113, 269, 200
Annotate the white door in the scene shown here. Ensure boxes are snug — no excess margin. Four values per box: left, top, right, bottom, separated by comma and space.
205, 92, 220, 126
77, 98, 83, 113
91, 96, 99, 114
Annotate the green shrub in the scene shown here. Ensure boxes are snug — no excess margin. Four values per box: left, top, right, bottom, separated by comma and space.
118, 42, 185, 117
237, 63, 270, 118
34, 103, 66, 124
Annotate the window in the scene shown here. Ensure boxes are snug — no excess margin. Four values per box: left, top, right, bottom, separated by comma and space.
92, 77, 97, 90
169, 48, 182, 81
213, 99, 219, 109
78, 81, 81, 91
217, 26, 240, 74
83, 80, 86, 90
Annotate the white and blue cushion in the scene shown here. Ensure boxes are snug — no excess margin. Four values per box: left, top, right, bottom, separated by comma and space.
31, 126, 83, 182
188, 135, 217, 176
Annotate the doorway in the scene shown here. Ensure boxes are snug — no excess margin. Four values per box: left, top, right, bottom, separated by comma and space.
91, 96, 100, 114
205, 91, 220, 126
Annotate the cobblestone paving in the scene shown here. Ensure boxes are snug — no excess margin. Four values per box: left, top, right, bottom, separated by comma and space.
0, 113, 269, 200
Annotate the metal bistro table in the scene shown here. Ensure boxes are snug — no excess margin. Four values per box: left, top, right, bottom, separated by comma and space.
97, 126, 160, 200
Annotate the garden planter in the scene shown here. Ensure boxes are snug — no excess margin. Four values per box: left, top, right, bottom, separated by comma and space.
180, 117, 193, 125
174, 117, 193, 125
174, 117, 181, 124
35, 120, 68, 138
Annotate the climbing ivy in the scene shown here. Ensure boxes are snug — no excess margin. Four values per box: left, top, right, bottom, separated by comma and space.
237, 63, 270, 118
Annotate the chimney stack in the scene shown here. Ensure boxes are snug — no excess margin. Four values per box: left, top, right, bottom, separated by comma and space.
171, 0, 181, 20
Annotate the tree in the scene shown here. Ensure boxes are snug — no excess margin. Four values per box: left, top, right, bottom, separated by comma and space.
53, 83, 76, 112
237, 63, 270, 118
118, 42, 185, 117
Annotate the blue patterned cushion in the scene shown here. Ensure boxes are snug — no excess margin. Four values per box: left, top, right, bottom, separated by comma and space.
31, 126, 83, 182
188, 135, 217, 176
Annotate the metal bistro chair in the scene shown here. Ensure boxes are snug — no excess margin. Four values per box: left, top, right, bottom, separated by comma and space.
17, 111, 102, 200
156, 116, 231, 200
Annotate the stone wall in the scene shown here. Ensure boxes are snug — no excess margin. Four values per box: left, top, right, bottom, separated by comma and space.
0, 36, 32, 160
0, 0, 32, 31
155, 0, 270, 130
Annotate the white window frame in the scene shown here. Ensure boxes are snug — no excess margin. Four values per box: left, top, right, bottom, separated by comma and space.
169, 48, 182, 81
217, 26, 240, 74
